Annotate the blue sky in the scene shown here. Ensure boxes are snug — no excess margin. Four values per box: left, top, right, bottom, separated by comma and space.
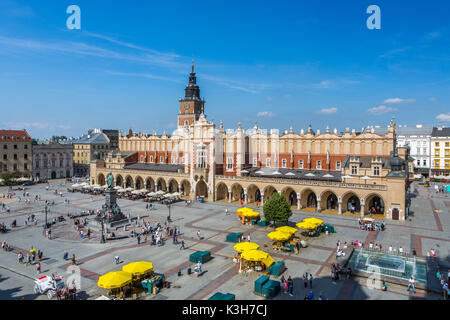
0, 0, 449, 139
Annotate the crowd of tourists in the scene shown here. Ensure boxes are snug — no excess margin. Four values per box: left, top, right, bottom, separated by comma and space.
358, 218, 385, 231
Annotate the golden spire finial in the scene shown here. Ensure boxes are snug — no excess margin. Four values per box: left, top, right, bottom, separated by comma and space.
191, 58, 194, 73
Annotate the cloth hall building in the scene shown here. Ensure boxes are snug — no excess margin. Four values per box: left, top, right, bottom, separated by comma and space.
90, 64, 411, 220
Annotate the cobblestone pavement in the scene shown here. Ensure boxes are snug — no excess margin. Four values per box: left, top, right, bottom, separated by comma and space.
0, 180, 447, 300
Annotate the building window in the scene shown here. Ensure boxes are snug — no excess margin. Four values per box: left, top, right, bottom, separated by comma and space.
14, 144, 17, 149
416, 147, 420, 155
423, 159, 427, 166
171, 156, 175, 164
24, 153, 28, 159
184, 120, 189, 126
160, 156, 164, 163
435, 142, 439, 147
2, 145, 6, 149
445, 160, 450, 168
226, 157, 233, 171
445, 149, 450, 156
373, 166, 380, 176
13, 163, 18, 171
446, 142, 449, 147
253, 158, 257, 167
3, 154, 6, 160
336, 161, 341, 170
316, 160, 322, 170
197, 150, 206, 168
140, 155, 144, 162
435, 160, 440, 168
435, 149, 440, 156
282, 159, 287, 168
416, 160, 420, 166
24, 144, 28, 149
24, 163, 28, 170
3, 164, 7, 170
298, 160, 303, 169
150, 156, 153, 163
423, 148, 427, 155
351, 165, 358, 175
13, 154, 17, 160
35, 161, 39, 168
266, 158, 271, 167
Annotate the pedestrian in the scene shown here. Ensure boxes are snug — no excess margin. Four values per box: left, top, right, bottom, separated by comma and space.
72, 254, 76, 265
180, 240, 185, 250
196, 230, 201, 240
137, 235, 141, 244
407, 277, 416, 294
225, 208, 228, 215
287, 276, 294, 296
115, 256, 120, 264
303, 272, 308, 288
308, 290, 314, 300
283, 278, 288, 294
331, 271, 336, 284
36, 262, 41, 274
247, 234, 251, 242
309, 273, 313, 288
63, 250, 68, 260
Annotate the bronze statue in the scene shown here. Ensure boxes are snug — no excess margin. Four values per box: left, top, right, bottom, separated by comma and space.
107, 173, 114, 189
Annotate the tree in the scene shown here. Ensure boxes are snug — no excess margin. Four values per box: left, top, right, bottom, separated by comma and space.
2, 174, 16, 186
263, 192, 292, 225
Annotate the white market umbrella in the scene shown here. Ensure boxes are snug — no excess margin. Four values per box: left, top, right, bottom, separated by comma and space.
126, 187, 134, 191
255, 170, 264, 174
285, 172, 295, 176
305, 173, 315, 177
156, 190, 165, 195
323, 174, 334, 178
240, 170, 249, 173
147, 192, 156, 197
272, 171, 282, 175
114, 186, 121, 190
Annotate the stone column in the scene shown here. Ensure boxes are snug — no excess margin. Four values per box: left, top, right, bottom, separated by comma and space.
296, 193, 301, 210
228, 188, 232, 203
360, 198, 365, 219
338, 198, 342, 215
261, 193, 264, 205
316, 197, 321, 213
244, 188, 248, 205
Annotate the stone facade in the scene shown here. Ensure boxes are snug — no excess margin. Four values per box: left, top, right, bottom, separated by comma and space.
32, 141, 73, 180
90, 64, 409, 220
0, 130, 33, 178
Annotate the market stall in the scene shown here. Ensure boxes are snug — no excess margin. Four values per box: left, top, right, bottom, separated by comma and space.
97, 271, 133, 298
239, 249, 275, 274
236, 208, 261, 225
233, 242, 260, 265
296, 221, 319, 237
267, 231, 297, 253
274, 226, 302, 253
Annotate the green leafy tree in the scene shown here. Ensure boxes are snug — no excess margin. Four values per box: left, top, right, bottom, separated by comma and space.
2, 174, 16, 186
263, 192, 292, 225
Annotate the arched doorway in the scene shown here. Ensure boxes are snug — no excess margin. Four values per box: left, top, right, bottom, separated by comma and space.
231, 183, 244, 202
216, 183, 228, 201
180, 180, 191, 196
300, 189, 317, 210
135, 176, 144, 189
264, 186, 277, 202
145, 177, 155, 191
168, 179, 179, 193
156, 178, 167, 191
366, 194, 385, 215
282, 187, 297, 207
125, 176, 133, 188
195, 179, 208, 199
342, 192, 360, 213
247, 184, 261, 204
97, 173, 106, 186
320, 191, 338, 211
51, 171, 56, 179
116, 175, 124, 187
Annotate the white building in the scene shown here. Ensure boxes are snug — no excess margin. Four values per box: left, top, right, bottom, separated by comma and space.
32, 140, 74, 180
396, 125, 432, 177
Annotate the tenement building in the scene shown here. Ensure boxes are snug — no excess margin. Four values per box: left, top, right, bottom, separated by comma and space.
0, 130, 33, 179
431, 126, 450, 176
91, 64, 410, 220
32, 139, 74, 180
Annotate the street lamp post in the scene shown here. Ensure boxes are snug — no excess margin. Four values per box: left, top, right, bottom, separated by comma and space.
100, 217, 106, 243
167, 203, 172, 223
44, 205, 48, 229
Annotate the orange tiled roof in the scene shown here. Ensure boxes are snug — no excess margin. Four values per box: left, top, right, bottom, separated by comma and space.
0, 130, 32, 141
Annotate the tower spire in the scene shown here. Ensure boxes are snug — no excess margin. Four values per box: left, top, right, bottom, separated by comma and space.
191, 59, 195, 73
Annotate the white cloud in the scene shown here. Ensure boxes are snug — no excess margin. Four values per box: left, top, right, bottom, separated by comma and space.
383, 98, 416, 104
6, 122, 49, 129
317, 107, 338, 115
313, 80, 334, 89
366, 105, 398, 115
257, 111, 276, 117
436, 113, 450, 122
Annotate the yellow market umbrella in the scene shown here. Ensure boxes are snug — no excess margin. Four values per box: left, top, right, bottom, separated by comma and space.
275, 226, 298, 234
241, 250, 275, 267
97, 271, 132, 289
267, 231, 292, 241
303, 218, 324, 225
296, 222, 318, 230
122, 261, 153, 276
241, 210, 260, 218
237, 207, 253, 214
233, 242, 260, 253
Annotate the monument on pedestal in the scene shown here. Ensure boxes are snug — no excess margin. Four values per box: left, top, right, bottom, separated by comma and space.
91, 173, 135, 234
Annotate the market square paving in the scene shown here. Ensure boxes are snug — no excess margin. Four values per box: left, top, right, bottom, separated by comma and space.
0, 180, 448, 300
